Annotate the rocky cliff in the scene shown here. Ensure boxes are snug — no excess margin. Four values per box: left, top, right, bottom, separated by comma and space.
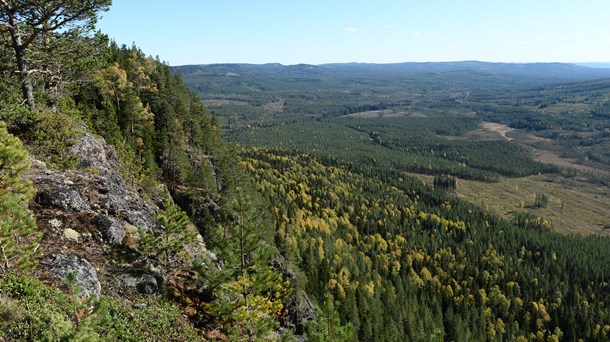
27, 131, 210, 301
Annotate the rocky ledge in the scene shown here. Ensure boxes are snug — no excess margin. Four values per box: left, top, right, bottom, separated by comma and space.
27, 132, 206, 299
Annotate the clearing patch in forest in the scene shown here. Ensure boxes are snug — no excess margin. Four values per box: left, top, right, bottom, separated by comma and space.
407, 172, 610, 236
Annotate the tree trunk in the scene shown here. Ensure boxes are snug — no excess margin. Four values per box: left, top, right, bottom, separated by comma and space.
7, 12, 36, 110
14, 44, 36, 110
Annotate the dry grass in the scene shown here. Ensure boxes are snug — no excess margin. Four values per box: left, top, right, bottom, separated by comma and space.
481, 122, 514, 140
430, 120, 610, 235
409, 172, 610, 236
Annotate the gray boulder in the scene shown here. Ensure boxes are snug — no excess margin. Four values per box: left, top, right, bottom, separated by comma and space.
91, 215, 125, 245
37, 184, 90, 212
115, 270, 160, 295
43, 253, 101, 299
69, 132, 119, 173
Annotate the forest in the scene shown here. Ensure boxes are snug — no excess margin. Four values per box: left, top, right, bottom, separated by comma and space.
176, 61, 610, 340
1, 1, 610, 341
0, 2, 289, 340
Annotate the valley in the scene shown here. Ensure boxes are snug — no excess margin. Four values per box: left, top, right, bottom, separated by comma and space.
3, 2, 610, 340
177, 62, 610, 237
174, 61, 610, 340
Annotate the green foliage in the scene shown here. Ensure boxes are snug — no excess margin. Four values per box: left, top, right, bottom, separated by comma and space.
512, 211, 552, 231
0, 194, 41, 273
138, 197, 196, 270
26, 111, 81, 168
0, 119, 34, 201
231, 116, 556, 183
243, 147, 610, 341
175, 62, 610, 128
0, 105, 80, 168
533, 192, 549, 208
203, 266, 291, 341
0, 121, 41, 273
114, 137, 156, 192
0, 273, 204, 341
1, 8, 270, 339
198, 188, 291, 340
434, 174, 458, 193
0, 0, 111, 109
306, 295, 355, 342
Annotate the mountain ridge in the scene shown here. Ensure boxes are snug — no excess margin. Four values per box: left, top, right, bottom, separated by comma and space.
174, 60, 610, 81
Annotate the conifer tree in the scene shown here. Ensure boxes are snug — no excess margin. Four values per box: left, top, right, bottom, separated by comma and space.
306, 294, 355, 342
0, 0, 111, 109
0, 120, 41, 273
198, 188, 291, 340
138, 197, 196, 271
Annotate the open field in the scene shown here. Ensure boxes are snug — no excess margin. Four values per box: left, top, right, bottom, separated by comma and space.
481, 121, 514, 140
419, 120, 610, 236
342, 109, 419, 118
448, 121, 610, 174
530, 148, 607, 174
409, 172, 610, 236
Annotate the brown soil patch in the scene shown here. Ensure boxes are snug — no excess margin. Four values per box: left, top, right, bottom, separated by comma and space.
481, 122, 514, 141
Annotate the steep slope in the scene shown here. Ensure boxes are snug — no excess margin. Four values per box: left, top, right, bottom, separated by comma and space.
1, 36, 295, 341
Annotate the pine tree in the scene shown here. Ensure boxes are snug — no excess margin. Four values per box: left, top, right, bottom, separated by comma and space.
0, 0, 111, 109
306, 294, 355, 342
0, 121, 41, 273
138, 197, 196, 271
198, 188, 291, 340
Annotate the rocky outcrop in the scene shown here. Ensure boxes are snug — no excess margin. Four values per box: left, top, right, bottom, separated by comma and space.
42, 253, 101, 299
28, 133, 157, 240
70, 131, 120, 173
36, 184, 91, 212
28, 132, 161, 296
28, 130, 215, 318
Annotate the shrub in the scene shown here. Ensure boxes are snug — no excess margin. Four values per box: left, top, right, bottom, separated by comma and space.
0, 273, 204, 341
0, 105, 80, 169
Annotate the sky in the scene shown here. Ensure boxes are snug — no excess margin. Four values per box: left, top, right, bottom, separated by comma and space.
96, 0, 610, 66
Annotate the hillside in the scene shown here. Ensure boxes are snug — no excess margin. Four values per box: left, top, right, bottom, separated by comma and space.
0, 4, 295, 340
3, 2, 610, 341
174, 62, 610, 130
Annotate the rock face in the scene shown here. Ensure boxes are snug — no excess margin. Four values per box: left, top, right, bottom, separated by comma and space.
70, 131, 120, 173
28, 130, 215, 312
42, 253, 101, 299
28, 132, 161, 296
28, 133, 157, 239
36, 183, 91, 212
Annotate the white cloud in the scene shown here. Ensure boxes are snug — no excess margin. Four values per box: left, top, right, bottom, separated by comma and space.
385, 24, 398, 30
412, 31, 432, 37
344, 27, 359, 33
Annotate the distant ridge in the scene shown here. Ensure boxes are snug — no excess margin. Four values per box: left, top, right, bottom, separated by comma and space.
174, 61, 610, 82
575, 62, 610, 69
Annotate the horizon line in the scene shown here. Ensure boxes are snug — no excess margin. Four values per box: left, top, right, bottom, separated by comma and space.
170, 60, 610, 68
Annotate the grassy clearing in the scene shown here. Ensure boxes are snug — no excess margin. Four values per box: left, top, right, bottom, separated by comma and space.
409, 172, 610, 236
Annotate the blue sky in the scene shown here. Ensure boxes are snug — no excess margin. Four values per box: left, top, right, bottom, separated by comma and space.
97, 0, 610, 66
